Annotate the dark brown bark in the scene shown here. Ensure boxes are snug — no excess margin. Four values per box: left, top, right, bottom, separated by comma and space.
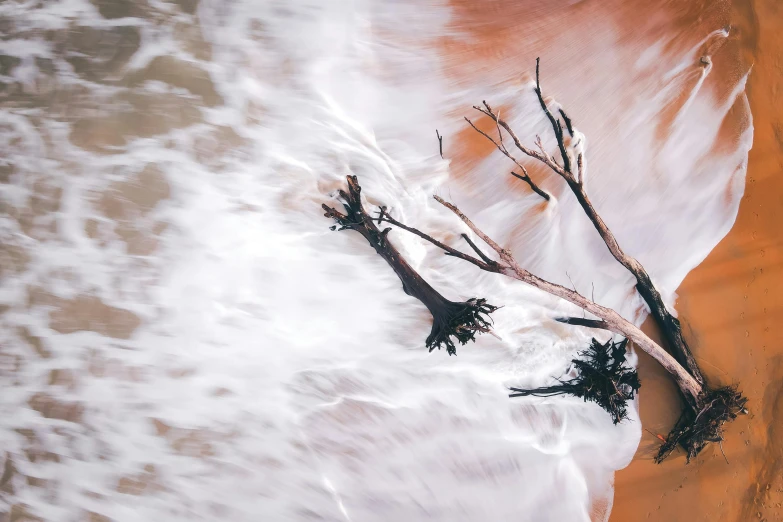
536, 60, 704, 385
555, 316, 609, 329
322, 176, 745, 463
467, 59, 704, 386
511, 171, 551, 201
322, 175, 498, 355
564, 177, 705, 386
654, 385, 748, 463
534, 57, 572, 174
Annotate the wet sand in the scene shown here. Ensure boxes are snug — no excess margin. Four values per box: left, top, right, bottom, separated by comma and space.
610, 0, 783, 520
440, 0, 781, 519
0, 0, 775, 519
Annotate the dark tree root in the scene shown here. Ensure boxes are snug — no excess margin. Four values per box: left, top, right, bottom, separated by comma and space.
321, 176, 747, 465
654, 385, 748, 463
426, 298, 498, 355
510, 338, 641, 424
323, 175, 499, 355
469, 60, 705, 386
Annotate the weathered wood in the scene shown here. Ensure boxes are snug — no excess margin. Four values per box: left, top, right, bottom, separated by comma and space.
467, 59, 704, 386
323, 176, 746, 462
555, 316, 609, 330
563, 177, 705, 385
432, 194, 704, 410
322, 175, 498, 355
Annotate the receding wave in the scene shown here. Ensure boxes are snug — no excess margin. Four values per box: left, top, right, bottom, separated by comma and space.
0, 0, 751, 520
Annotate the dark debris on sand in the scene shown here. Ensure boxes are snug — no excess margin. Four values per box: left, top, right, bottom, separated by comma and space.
510, 338, 641, 424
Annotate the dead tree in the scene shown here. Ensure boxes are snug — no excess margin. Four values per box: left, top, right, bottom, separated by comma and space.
324, 175, 745, 462
321, 60, 747, 463
466, 58, 704, 386
322, 176, 498, 356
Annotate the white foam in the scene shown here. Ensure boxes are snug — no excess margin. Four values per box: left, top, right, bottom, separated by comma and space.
0, 1, 751, 521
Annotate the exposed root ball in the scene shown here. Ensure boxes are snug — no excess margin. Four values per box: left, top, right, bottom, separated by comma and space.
509, 338, 640, 424
323, 176, 500, 356
655, 385, 748, 463
426, 298, 498, 356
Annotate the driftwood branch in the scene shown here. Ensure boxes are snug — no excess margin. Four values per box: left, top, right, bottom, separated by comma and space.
429, 191, 703, 408
555, 316, 609, 330
322, 176, 498, 355
435, 190, 748, 462
511, 170, 550, 201
324, 59, 747, 462
464, 114, 551, 201
465, 59, 704, 386
323, 177, 746, 462
376, 206, 498, 272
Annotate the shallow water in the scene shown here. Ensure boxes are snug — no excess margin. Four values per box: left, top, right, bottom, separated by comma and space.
0, 1, 752, 520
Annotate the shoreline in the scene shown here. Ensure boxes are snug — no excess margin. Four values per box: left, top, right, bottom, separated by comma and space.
610, 0, 783, 519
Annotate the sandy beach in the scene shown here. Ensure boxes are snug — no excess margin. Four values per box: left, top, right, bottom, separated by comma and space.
439, 0, 782, 519
611, 0, 783, 519
0, 0, 777, 520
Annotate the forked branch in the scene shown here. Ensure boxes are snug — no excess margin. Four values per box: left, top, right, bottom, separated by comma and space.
324, 177, 745, 463
463, 114, 551, 201
428, 190, 703, 409
466, 59, 704, 386
322, 175, 499, 356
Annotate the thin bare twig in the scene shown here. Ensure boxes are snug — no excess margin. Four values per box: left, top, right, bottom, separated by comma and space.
494, 108, 505, 151
464, 116, 502, 152
463, 60, 705, 385
460, 233, 495, 266
436, 129, 443, 158
473, 103, 567, 178
376, 206, 497, 272
535, 57, 572, 174
463, 116, 551, 201
511, 170, 551, 201
554, 317, 610, 330
566, 271, 579, 296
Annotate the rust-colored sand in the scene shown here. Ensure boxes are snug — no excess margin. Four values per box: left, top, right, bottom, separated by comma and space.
610, 0, 783, 520
439, 0, 781, 519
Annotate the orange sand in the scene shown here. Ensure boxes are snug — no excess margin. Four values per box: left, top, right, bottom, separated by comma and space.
610, 0, 783, 520
438, 0, 781, 519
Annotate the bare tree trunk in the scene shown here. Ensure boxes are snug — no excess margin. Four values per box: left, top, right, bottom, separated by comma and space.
322, 175, 498, 356
564, 177, 704, 385
323, 58, 747, 462
465, 59, 704, 385
323, 175, 746, 463
432, 195, 703, 409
